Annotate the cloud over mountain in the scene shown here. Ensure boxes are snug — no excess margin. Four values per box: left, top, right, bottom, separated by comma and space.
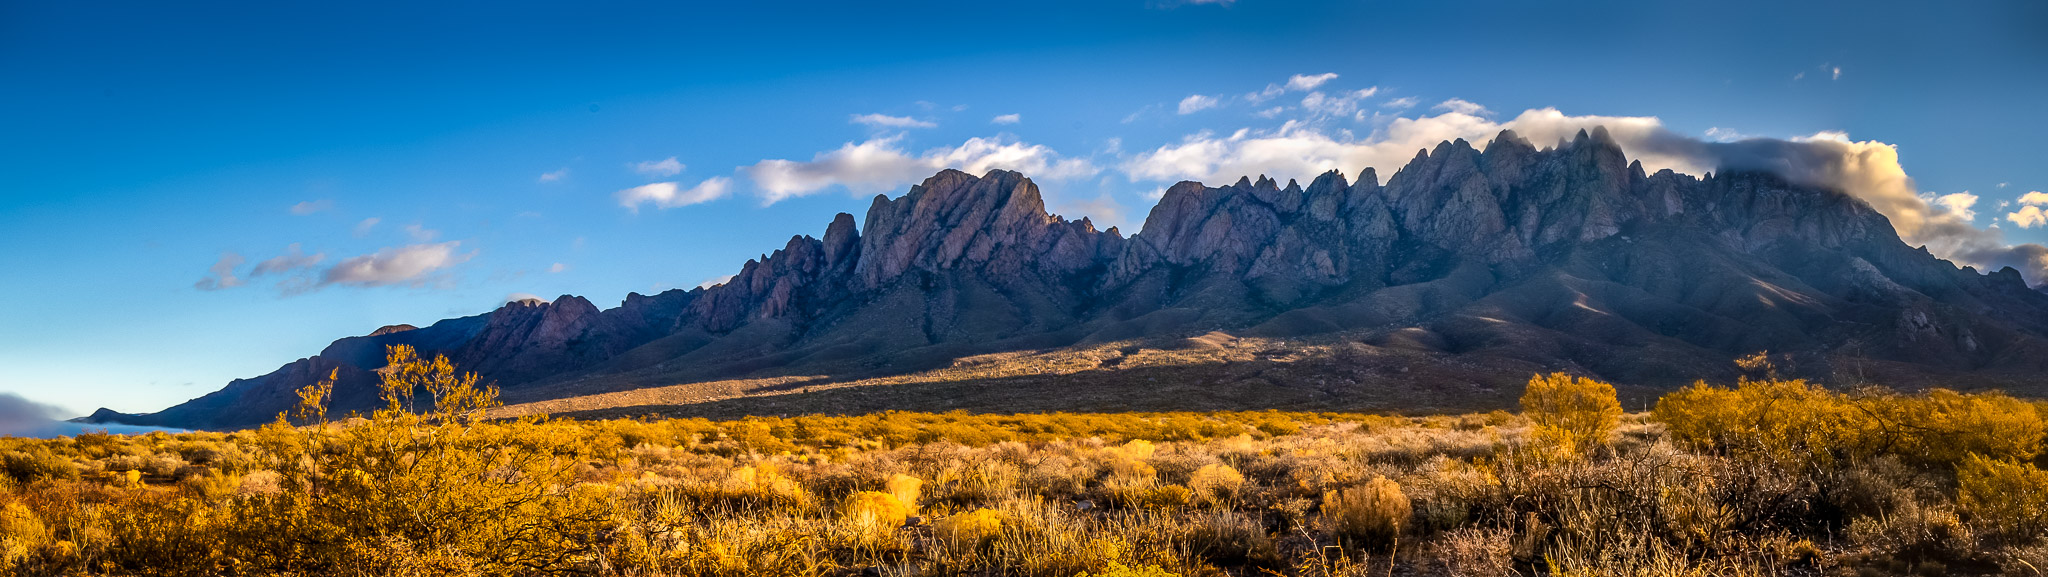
318, 241, 472, 288
740, 135, 1096, 204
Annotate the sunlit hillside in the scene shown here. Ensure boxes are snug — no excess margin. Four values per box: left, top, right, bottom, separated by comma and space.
1, 349, 2045, 576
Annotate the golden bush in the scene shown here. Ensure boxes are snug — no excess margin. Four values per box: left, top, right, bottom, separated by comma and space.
1957, 454, 2048, 540
843, 491, 910, 530
1323, 475, 1411, 545
1077, 561, 1181, 577
1520, 372, 1623, 455
886, 473, 923, 514
937, 508, 1006, 545
1186, 463, 1244, 505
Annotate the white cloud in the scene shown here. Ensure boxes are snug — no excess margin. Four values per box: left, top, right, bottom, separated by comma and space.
1285, 73, 1340, 91
404, 224, 439, 242
1794, 71, 1807, 81
319, 242, 473, 288
1832, 67, 1842, 81
1245, 84, 1287, 104
504, 292, 548, 304
2007, 206, 2047, 229
632, 157, 684, 177
548, 262, 567, 273
353, 217, 381, 237
1931, 192, 1978, 221
289, 200, 333, 215
1381, 96, 1419, 109
1300, 87, 1379, 119
992, 113, 1022, 125
698, 275, 736, 290
1433, 98, 1489, 116
1704, 127, 1750, 142
740, 135, 1097, 205
250, 244, 325, 276
538, 168, 570, 182
616, 177, 733, 211
851, 113, 936, 129
194, 252, 246, 291
1997, 182, 2009, 189
2019, 191, 2048, 205
1177, 94, 1219, 115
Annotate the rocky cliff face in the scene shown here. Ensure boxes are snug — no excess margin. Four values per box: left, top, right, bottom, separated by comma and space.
93, 129, 2048, 430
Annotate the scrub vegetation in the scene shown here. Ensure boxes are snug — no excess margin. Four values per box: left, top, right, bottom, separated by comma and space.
2, 347, 2046, 576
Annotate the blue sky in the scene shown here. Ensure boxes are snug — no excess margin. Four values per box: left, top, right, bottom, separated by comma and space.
3, 0, 2045, 417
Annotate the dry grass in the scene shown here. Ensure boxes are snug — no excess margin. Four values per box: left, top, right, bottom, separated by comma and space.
2, 361, 2047, 575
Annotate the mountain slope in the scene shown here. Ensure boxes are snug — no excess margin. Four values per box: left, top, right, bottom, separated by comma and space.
90, 128, 2048, 430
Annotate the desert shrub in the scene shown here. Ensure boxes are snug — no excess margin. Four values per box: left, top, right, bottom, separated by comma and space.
1186, 463, 1244, 506
1076, 561, 1179, 577
1520, 372, 1623, 455
1654, 378, 1863, 469
1857, 389, 2046, 467
1658, 379, 2047, 476
886, 472, 922, 514
1428, 526, 1514, 577
843, 491, 910, 530
0, 502, 47, 570
937, 508, 1006, 546
1, 450, 75, 484
1323, 475, 1410, 546
1956, 454, 2048, 543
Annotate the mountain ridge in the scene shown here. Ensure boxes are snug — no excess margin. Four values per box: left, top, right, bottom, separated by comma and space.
87, 127, 2048, 430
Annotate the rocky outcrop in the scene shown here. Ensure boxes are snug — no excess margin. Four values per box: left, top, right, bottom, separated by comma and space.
101, 130, 2048, 430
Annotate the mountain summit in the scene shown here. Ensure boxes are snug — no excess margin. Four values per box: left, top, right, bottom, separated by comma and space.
92, 128, 2048, 430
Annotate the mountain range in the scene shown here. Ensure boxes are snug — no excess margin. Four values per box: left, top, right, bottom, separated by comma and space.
87, 127, 2048, 430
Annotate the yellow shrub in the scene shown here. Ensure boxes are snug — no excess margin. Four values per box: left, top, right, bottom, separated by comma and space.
1655, 379, 2045, 471
1957, 454, 2048, 539
937, 508, 1006, 545
1323, 475, 1411, 544
1520, 373, 1622, 455
1138, 485, 1193, 510
1187, 463, 1244, 505
1860, 389, 2046, 466
843, 491, 910, 529
1077, 561, 1181, 577
886, 473, 922, 514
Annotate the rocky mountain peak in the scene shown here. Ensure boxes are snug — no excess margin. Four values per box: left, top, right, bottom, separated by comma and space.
112, 127, 2048, 431
854, 169, 1114, 288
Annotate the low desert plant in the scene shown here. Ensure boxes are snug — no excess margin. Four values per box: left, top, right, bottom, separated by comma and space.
1521, 372, 1623, 456
1323, 475, 1411, 546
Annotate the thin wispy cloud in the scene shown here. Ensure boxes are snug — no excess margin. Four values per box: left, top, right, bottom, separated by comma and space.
632, 157, 684, 177
289, 199, 333, 215
538, 168, 570, 182
404, 224, 440, 242
991, 113, 1021, 125
1177, 94, 1219, 114
250, 243, 324, 276
318, 242, 473, 289
1381, 96, 1419, 109
851, 113, 936, 129
194, 252, 246, 291
1285, 73, 1339, 91
353, 217, 381, 237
